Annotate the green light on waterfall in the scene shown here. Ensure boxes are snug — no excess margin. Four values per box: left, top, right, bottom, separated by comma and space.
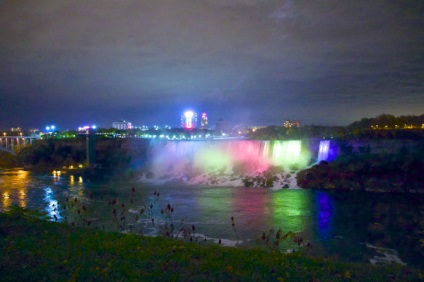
194, 148, 231, 173
270, 140, 309, 169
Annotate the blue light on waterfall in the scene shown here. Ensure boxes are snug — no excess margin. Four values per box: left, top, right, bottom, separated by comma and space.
317, 140, 338, 162
318, 140, 330, 162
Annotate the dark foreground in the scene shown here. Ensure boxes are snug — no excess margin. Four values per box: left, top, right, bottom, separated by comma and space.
0, 207, 422, 281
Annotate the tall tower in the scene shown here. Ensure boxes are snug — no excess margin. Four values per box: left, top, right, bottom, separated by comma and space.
181, 111, 197, 129
200, 112, 208, 129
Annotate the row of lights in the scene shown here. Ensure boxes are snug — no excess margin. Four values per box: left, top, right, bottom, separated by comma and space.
141, 133, 213, 140
371, 124, 423, 129
2, 132, 24, 138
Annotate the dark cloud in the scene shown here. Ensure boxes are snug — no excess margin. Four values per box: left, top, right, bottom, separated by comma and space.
0, 0, 423, 129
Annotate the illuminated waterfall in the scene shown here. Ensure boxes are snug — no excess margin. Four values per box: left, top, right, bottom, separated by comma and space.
148, 140, 310, 180
270, 140, 302, 167
317, 140, 331, 162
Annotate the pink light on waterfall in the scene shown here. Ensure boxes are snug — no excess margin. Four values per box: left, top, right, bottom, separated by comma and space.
148, 140, 311, 183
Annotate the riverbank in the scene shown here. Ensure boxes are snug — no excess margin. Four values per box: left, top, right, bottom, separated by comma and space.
0, 151, 17, 169
297, 147, 424, 192
0, 207, 422, 281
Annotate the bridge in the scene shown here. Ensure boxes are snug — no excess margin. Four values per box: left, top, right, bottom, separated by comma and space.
0, 135, 40, 155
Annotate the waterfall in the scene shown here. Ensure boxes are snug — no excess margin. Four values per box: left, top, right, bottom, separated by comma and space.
147, 139, 311, 179
317, 140, 331, 162
270, 140, 302, 168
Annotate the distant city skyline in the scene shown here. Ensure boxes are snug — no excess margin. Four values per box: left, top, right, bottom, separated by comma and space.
1, 1, 423, 129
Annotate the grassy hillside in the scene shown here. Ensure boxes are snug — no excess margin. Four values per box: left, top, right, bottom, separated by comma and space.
0, 207, 421, 281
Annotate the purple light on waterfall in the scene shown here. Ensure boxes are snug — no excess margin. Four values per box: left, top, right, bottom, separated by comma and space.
317, 140, 339, 162
317, 140, 330, 162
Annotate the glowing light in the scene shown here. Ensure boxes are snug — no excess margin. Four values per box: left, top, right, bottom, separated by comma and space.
182, 110, 197, 129
149, 139, 312, 179
269, 140, 309, 169
19, 189, 26, 208
317, 140, 330, 162
44, 187, 61, 220
317, 192, 333, 239
46, 125, 55, 132
185, 111, 194, 129
3, 192, 10, 208
272, 190, 309, 236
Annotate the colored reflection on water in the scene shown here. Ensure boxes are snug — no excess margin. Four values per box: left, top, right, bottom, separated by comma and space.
1, 169, 423, 267
316, 191, 333, 240
0, 169, 29, 209
271, 190, 311, 231
68, 174, 85, 196
44, 187, 61, 220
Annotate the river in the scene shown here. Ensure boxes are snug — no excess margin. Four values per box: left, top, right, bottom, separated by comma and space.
1, 168, 423, 267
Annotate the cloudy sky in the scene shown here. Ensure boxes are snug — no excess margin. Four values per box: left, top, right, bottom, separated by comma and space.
1, 0, 423, 129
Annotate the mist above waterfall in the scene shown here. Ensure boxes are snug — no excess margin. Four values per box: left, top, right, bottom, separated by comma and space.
141, 139, 318, 186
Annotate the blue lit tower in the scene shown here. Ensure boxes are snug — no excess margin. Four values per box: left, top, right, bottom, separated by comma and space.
181, 111, 197, 129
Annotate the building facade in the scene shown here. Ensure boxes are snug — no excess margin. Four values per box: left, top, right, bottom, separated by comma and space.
283, 120, 301, 128
200, 112, 208, 129
112, 120, 132, 130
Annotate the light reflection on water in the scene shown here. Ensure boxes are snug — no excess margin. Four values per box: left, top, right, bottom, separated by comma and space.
0, 168, 423, 267
44, 187, 61, 220
1, 169, 29, 209
316, 191, 333, 240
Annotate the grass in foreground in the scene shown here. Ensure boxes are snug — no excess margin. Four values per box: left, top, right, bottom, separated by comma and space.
0, 207, 422, 281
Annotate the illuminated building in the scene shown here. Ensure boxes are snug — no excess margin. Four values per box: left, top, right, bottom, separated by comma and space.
181, 111, 197, 129
283, 120, 301, 128
11, 127, 21, 132
200, 113, 208, 129
112, 120, 132, 130
78, 125, 97, 132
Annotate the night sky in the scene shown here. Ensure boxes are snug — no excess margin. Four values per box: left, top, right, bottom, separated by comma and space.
1, 1, 423, 130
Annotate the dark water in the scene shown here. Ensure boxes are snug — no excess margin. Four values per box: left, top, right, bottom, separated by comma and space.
1, 168, 423, 267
